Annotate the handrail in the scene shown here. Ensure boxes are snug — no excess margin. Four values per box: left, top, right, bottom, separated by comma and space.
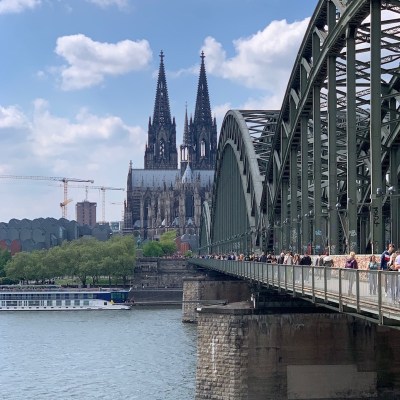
190, 258, 400, 326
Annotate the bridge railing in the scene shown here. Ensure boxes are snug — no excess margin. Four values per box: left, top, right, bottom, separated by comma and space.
190, 258, 400, 326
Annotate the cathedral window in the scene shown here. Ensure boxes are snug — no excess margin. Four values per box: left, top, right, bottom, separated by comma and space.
185, 193, 194, 218
160, 140, 165, 158
143, 198, 151, 228
200, 140, 206, 157
181, 147, 187, 161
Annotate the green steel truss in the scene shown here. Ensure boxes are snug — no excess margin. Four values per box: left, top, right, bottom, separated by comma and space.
200, 0, 400, 256
199, 110, 278, 255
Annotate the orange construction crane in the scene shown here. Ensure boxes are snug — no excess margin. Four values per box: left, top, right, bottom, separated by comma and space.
0, 175, 94, 218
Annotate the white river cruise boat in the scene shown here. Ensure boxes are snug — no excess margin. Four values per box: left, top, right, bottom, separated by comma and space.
0, 285, 131, 311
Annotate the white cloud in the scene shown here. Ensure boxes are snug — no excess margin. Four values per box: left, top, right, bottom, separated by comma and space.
0, 99, 146, 220
202, 18, 310, 105
0, 105, 29, 129
0, 0, 41, 14
241, 94, 284, 111
55, 34, 152, 90
212, 103, 231, 124
86, 0, 129, 10
29, 98, 146, 158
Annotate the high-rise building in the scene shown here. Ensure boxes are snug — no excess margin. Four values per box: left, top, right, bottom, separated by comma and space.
124, 51, 217, 247
76, 201, 97, 228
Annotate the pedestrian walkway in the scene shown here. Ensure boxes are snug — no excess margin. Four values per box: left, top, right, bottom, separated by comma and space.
190, 258, 400, 327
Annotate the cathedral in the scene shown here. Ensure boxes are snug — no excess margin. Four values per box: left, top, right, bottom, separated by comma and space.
123, 51, 217, 247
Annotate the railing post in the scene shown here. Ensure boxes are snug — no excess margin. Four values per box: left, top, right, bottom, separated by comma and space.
356, 270, 360, 313
301, 265, 304, 296
292, 265, 296, 297
311, 266, 315, 303
324, 267, 328, 303
284, 264, 288, 291
378, 271, 383, 325
339, 268, 343, 312
278, 264, 281, 292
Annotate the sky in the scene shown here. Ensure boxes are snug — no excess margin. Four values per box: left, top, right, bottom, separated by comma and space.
0, 0, 318, 223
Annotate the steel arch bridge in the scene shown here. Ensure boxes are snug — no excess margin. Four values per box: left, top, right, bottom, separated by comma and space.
199, 0, 400, 256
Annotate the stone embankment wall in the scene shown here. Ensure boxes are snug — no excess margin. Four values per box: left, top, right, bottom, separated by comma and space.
128, 258, 206, 305
131, 258, 204, 289
196, 305, 400, 400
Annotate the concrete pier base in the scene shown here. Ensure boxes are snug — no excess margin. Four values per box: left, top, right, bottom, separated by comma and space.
195, 302, 400, 400
182, 276, 251, 323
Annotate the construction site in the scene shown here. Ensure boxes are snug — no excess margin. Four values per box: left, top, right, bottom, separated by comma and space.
0, 175, 125, 253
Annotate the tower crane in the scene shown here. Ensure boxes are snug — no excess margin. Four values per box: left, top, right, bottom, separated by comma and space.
68, 185, 125, 223
0, 175, 94, 218
60, 198, 73, 216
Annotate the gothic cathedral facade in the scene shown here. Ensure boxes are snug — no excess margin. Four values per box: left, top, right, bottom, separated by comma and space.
123, 51, 217, 248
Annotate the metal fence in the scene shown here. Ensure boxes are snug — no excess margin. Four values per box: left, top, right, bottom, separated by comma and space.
190, 258, 400, 326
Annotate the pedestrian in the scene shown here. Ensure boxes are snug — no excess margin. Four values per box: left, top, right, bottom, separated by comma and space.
315, 254, 324, 280
393, 250, 400, 302
345, 251, 358, 295
323, 255, 334, 280
368, 254, 379, 295
388, 250, 398, 301
277, 252, 285, 264
300, 252, 312, 282
381, 243, 395, 296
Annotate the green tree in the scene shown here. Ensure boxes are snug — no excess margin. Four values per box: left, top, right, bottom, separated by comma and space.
3, 235, 136, 287
159, 230, 177, 255
0, 248, 11, 277
142, 241, 164, 257
5, 251, 35, 283
100, 235, 135, 285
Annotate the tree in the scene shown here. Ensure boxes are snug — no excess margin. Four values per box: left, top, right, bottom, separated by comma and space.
3, 235, 136, 286
5, 252, 34, 283
142, 241, 164, 257
0, 248, 11, 277
159, 230, 177, 255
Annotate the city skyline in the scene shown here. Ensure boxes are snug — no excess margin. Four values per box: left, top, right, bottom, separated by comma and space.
0, 0, 317, 222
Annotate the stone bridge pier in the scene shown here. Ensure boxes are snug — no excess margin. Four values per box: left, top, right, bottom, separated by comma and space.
183, 276, 400, 399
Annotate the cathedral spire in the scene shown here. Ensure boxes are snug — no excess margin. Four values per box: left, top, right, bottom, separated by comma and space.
152, 50, 172, 126
193, 51, 212, 126
144, 51, 178, 170
189, 52, 217, 170
183, 103, 190, 146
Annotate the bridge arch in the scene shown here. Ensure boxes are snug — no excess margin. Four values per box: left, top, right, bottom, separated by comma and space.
263, 0, 400, 255
200, 0, 400, 256
199, 110, 277, 255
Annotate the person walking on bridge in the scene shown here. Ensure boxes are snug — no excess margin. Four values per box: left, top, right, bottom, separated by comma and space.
381, 243, 394, 296
300, 252, 312, 282
345, 251, 358, 296
368, 255, 379, 295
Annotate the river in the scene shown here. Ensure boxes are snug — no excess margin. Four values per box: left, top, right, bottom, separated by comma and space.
0, 307, 197, 399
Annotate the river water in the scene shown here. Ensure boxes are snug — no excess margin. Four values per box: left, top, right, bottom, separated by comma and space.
0, 307, 197, 399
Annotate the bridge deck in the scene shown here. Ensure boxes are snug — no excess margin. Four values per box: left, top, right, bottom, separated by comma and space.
190, 258, 400, 327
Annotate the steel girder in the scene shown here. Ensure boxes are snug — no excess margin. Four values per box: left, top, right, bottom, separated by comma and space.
264, 0, 400, 255
198, 110, 278, 255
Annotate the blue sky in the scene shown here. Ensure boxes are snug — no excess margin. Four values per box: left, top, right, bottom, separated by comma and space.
0, 0, 318, 223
